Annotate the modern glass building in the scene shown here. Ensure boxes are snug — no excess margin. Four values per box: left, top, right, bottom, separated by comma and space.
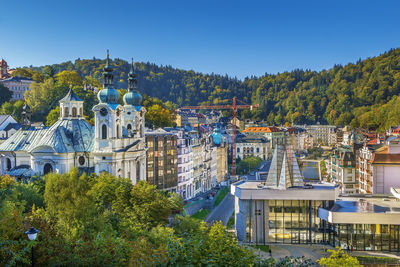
145, 131, 178, 191
232, 145, 400, 252
232, 181, 400, 252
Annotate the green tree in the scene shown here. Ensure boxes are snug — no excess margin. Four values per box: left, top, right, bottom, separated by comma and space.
146, 104, 174, 128
237, 156, 262, 174
55, 70, 83, 87
0, 83, 12, 106
45, 106, 60, 126
317, 247, 361, 267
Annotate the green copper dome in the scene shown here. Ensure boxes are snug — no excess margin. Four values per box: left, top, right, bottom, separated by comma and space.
97, 50, 120, 104
123, 58, 142, 106
123, 90, 142, 106
98, 88, 120, 104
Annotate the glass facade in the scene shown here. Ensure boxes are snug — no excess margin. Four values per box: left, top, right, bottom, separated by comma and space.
242, 199, 400, 251
146, 134, 178, 191
327, 223, 400, 252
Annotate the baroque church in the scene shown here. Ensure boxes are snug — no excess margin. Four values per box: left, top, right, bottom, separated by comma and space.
0, 52, 147, 184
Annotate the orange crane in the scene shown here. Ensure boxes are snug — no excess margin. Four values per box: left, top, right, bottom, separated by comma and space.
180, 97, 259, 176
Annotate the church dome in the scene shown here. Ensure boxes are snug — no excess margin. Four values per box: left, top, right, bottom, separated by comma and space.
97, 50, 120, 104
97, 88, 120, 104
123, 90, 142, 106
211, 127, 225, 146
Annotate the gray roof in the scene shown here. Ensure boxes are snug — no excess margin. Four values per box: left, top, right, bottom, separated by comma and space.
0, 115, 11, 126
0, 119, 94, 153
0, 76, 33, 82
59, 89, 83, 102
3, 123, 21, 131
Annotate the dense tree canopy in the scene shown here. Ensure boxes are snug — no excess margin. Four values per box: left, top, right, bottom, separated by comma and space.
19, 48, 400, 131
0, 83, 12, 106
0, 169, 291, 266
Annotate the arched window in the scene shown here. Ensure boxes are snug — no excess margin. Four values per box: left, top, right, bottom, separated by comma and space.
237, 147, 240, 153
64, 107, 69, 117
72, 107, 77, 117
116, 125, 120, 138
6, 158, 11, 171
43, 163, 53, 175
127, 124, 132, 131
136, 161, 140, 181
101, 124, 107, 139
79, 107, 83, 117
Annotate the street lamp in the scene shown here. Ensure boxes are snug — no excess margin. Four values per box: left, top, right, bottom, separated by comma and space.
25, 227, 39, 267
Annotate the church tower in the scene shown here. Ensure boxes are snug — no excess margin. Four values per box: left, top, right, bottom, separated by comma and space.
92, 52, 146, 184
122, 59, 145, 139
93, 50, 120, 152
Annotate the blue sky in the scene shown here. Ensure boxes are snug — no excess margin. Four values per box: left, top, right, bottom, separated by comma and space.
1, 0, 399, 79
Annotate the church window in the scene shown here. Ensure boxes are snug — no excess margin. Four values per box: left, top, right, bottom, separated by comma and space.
72, 107, 77, 117
127, 124, 132, 131
136, 162, 140, 180
237, 148, 240, 153
78, 156, 85, 166
43, 163, 53, 175
64, 107, 69, 117
6, 158, 11, 171
102, 124, 107, 139
116, 125, 120, 138
79, 108, 83, 117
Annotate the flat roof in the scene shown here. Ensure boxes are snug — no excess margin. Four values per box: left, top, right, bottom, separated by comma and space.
231, 180, 338, 201
319, 195, 400, 225
235, 180, 336, 190
333, 196, 400, 213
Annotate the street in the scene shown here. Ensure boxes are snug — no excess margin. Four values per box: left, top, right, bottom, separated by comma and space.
205, 192, 234, 225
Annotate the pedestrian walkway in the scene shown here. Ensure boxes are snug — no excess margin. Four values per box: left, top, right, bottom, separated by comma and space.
255, 243, 400, 263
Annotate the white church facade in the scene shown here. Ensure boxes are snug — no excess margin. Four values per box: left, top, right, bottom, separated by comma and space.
0, 52, 147, 184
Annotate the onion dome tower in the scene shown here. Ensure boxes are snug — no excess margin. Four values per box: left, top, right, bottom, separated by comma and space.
97, 50, 120, 104
123, 58, 142, 106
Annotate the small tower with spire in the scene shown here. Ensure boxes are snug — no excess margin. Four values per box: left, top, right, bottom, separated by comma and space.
59, 88, 84, 119
21, 102, 31, 130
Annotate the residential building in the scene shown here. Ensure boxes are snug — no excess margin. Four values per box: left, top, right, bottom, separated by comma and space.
330, 145, 358, 194
295, 124, 336, 146
358, 139, 400, 194
242, 126, 285, 148
175, 110, 206, 127
145, 130, 178, 192
236, 136, 269, 160
176, 129, 194, 199
0, 76, 33, 101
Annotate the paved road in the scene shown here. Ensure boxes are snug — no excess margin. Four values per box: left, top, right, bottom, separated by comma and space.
205, 192, 234, 225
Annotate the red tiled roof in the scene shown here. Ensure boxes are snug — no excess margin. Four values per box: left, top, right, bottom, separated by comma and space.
242, 126, 282, 133
372, 146, 400, 164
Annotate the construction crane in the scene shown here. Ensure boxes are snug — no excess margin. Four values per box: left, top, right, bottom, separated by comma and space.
180, 97, 259, 176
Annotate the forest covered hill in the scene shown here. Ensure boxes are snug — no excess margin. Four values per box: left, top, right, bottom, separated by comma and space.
22, 48, 400, 131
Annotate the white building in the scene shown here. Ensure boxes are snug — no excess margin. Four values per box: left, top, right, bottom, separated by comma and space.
0, 53, 146, 184
236, 136, 269, 160
176, 129, 194, 200
330, 145, 357, 194
0, 76, 33, 101
295, 124, 336, 146
358, 139, 400, 194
